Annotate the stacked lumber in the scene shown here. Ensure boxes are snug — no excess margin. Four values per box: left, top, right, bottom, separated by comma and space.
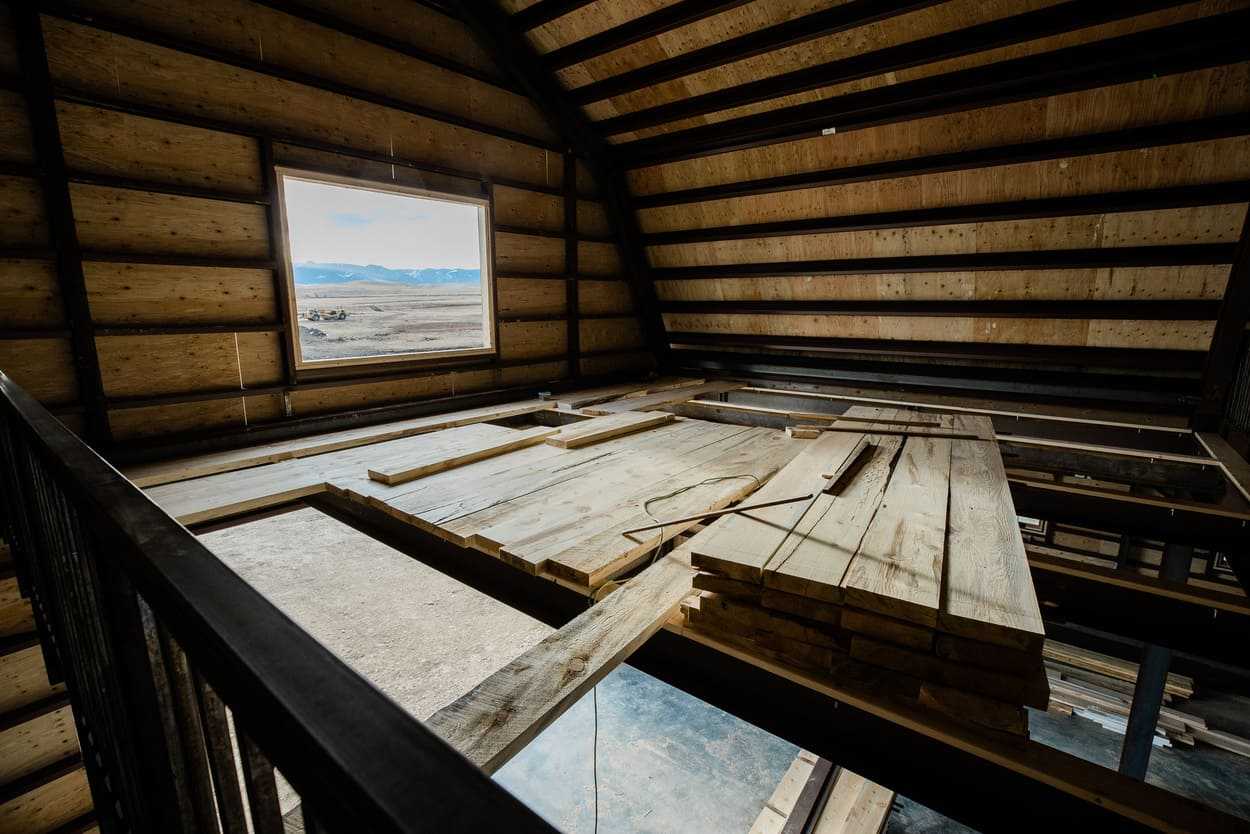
683, 408, 1048, 737
1043, 640, 1250, 757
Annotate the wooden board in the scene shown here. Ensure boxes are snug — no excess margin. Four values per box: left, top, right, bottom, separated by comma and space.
812, 769, 895, 834
425, 548, 694, 773
125, 400, 555, 486
841, 434, 953, 628
939, 415, 1046, 652
581, 380, 742, 414
367, 425, 557, 485
544, 410, 673, 448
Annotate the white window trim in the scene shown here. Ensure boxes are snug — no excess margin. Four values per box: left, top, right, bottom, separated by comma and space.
274, 167, 496, 370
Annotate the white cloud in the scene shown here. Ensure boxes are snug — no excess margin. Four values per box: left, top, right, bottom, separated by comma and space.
282, 176, 483, 269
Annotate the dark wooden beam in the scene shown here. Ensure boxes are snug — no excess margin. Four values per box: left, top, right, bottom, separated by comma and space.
569, 0, 945, 105
541, 0, 753, 71
511, 0, 596, 32
650, 244, 1234, 280
563, 152, 580, 376
457, 1, 670, 365
632, 113, 1250, 208
665, 332, 1205, 371
1194, 206, 1250, 429
14, 7, 111, 446
613, 10, 1250, 166
659, 299, 1220, 319
597, 0, 1189, 135
260, 139, 298, 388
642, 181, 1250, 245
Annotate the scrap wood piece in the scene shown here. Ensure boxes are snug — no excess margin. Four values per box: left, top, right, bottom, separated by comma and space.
1042, 641, 1194, 698
366, 425, 558, 485
545, 410, 674, 449
841, 434, 953, 628
425, 549, 694, 774
940, 415, 1045, 652
581, 380, 742, 415
125, 400, 556, 487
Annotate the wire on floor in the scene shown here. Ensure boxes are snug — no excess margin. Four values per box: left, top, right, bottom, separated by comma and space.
640, 474, 761, 565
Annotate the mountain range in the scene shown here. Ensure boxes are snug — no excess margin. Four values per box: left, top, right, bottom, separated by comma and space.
293, 262, 481, 285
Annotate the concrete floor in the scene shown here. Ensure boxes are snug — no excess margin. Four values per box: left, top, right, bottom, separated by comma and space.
201, 506, 1250, 833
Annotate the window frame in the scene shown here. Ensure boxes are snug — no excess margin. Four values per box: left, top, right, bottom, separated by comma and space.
273, 167, 497, 371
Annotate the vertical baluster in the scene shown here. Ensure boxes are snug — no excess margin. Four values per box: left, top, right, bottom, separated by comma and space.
191, 672, 249, 834
157, 626, 224, 834
236, 728, 285, 834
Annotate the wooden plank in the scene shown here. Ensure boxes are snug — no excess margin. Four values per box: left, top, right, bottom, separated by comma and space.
425, 548, 694, 773
766, 434, 905, 604
0, 704, 78, 787
850, 636, 1047, 709
367, 425, 558, 485
842, 434, 953, 628
146, 457, 328, 525
125, 400, 556, 486
940, 415, 1046, 652
581, 380, 741, 414
695, 592, 842, 650
691, 431, 866, 582
918, 682, 1029, 737
544, 410, 673, 448
1043, 641, 1193, 699
750, 752, 819, 834
1195, 430, 1250, 504
840, 607, 933, 653
812, 769, 895, 834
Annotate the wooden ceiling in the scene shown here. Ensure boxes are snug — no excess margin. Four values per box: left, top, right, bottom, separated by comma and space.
480, 0, 1250, 422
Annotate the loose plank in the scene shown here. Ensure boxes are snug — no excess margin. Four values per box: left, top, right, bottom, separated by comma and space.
367, 425, 557, 485
426, 549, 694, 773
940, 415, 1045, 652
842, 434, 953, 628
545, 410, 674, 448
582, 380, 742, 414
125, 400, 556, 486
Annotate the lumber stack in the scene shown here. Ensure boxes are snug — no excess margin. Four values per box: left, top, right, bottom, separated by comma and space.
683, 407, 1049, 737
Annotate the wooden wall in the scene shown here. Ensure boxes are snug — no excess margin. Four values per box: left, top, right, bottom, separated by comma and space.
506, 0, 1250, 411
0, 1, 652, 447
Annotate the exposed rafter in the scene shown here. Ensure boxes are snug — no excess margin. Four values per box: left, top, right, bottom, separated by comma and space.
1195, 207, 1250, 429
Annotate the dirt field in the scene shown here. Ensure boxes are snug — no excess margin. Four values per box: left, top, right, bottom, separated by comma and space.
294, 281, 485, 361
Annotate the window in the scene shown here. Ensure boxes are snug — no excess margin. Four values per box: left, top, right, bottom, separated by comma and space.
275, 169, 494, 368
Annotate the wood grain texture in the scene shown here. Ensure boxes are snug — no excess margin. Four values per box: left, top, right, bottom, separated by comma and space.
426, 549, 695, 773
583, 380, 741, 414
367, 424, 558, 484
545, 410, 673, 448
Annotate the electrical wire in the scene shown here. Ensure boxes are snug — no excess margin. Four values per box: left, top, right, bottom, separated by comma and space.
640, 474, 761, 565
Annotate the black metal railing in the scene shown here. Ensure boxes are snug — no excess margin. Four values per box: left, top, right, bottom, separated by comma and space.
0, 371, 556, 834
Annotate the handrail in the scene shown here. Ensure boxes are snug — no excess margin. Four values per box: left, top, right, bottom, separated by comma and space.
0, 371, 556, 833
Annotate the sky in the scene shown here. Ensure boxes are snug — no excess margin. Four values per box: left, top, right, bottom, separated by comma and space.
282, 176, 483, 269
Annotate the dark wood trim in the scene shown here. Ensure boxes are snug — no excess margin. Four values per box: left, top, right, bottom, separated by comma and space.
564, 153, 580, 376
511, 0, 596, 32
596, 0, 1190, 134
38, 2, 562, 153
14, 7, 111, 446
631, 113, 1250, 208
569, 0, 944, 105
650, 244, 1235, 280
665, 332, 1206, 371
1194, 206, 1250, 428
247, 0, 519, 93
641, 181, 1250, 245
659, 299, 1221, 320
541, 0, 753, 71
614, 11, 1250, 166
260, 139, 299, 390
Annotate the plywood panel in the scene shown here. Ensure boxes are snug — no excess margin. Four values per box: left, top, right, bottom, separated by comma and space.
580, 350, 653, 377
579, 240, 623, 276
272, 142, 485, 198
0, 260, 62, 327
655, 266, 1230, 302
0, 175, 48, 247
628, 63, 1250, 196
496, 231, 564, 273
495, 185, 562, 231
581, 317, 644, 353
288, 373, 454, 416
579, 279, 634, 315
96, 332, 283, 397
0, 90, 33, 164
0, 706, 79, 787
43, 18, 560, 189
577, 200, 612, 238
499, 320, 566, 360
0, 767, 92, 834
84, 263, 276, 324
69, 0, 554, 142
498, 276, 566, 316
57, 101, 262, 193
70, 184, 269, 258
0, 339, 77, 404
109, 394, 284, 440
